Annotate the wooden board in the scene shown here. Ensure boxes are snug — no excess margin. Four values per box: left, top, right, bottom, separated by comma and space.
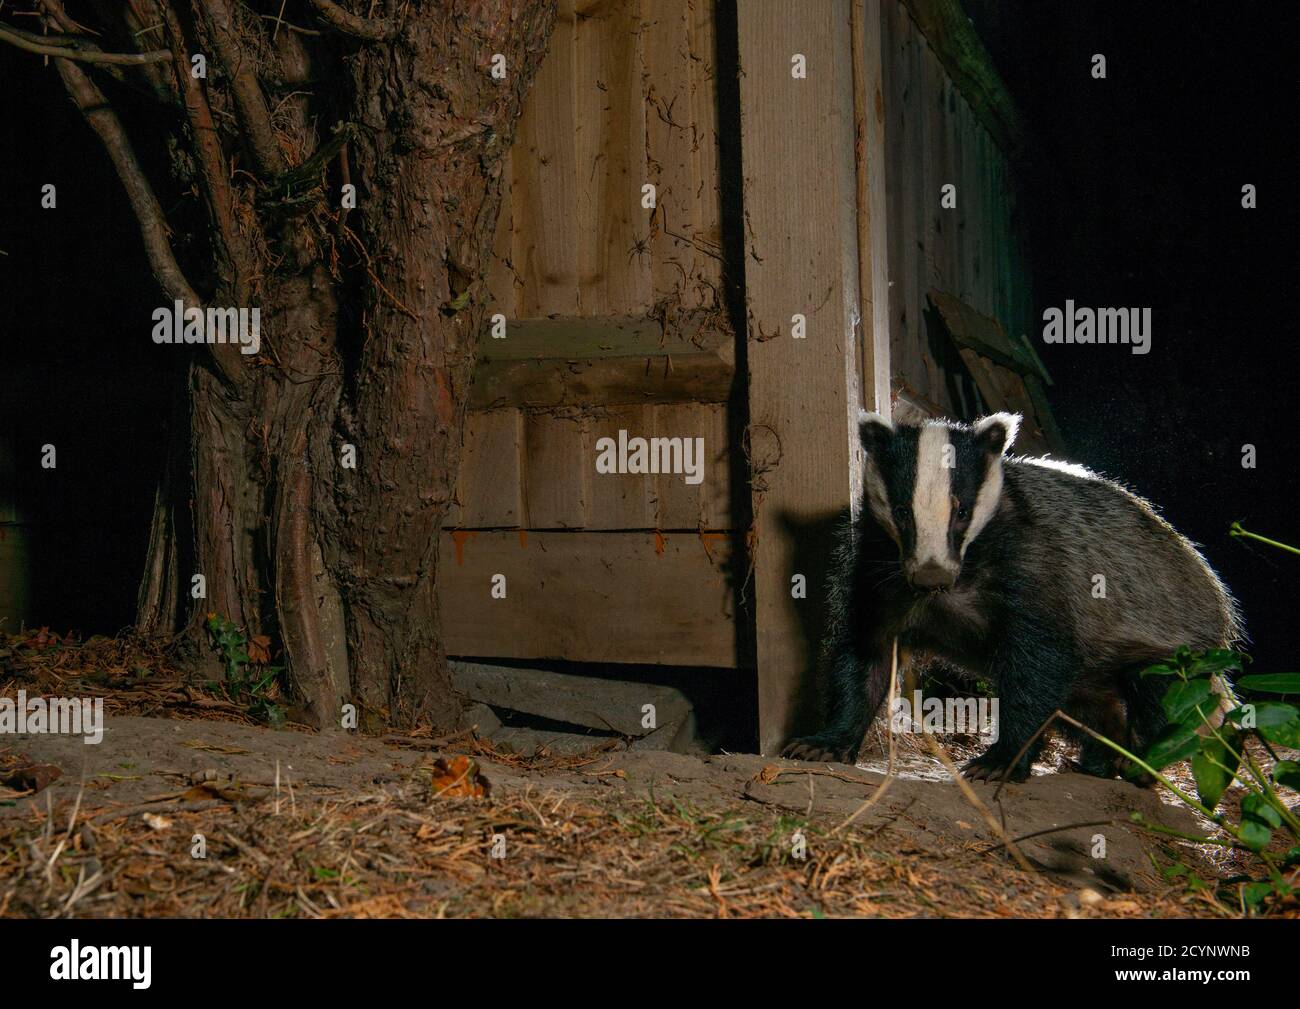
450, 409, 524, 528
576, 0, 651, 315
522, 410, 590, 529
853, 0, 893, 416
738, 0, 868, 754
437, 530, 739, 667
512, 0, 579, 318
643, 0, 698, 307
470, 313, 734, 409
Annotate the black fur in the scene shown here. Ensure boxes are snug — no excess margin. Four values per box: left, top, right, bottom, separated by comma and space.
782, 416, 1238, 782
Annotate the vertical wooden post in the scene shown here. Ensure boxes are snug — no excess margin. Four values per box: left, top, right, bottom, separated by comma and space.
738, 0, 891, 755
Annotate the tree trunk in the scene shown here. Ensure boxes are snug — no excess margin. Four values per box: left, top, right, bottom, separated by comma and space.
86, 1, 560, 732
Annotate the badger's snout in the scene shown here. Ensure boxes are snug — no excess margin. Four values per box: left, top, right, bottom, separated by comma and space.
908, 561, 956, 591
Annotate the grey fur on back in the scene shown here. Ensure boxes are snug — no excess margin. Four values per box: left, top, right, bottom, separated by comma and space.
1001, 455, 1243, 670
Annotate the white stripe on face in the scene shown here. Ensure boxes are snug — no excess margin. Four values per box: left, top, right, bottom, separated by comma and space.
912, 425, 953, 566
964, 456, 1003, 555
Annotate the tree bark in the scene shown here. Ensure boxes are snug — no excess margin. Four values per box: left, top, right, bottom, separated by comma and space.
46, 1, 557, 731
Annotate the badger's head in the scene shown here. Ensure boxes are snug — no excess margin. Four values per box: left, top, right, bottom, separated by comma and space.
860, 412, 1020, 591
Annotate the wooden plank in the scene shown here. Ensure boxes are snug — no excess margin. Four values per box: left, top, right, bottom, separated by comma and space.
0, 524, 31, 630
576, 0, 651, 315
651, 402, 729, 530
522, 410, 590, 529
883, 0, 908, 400
688, 0, 724, 301
898, 0, 1028, 166
738, 0, 864, 755
955, 87, 974, 304
900, 9, 925, 401
0, 434, 15, 524
853, 0, 893, 417
452, 409, 524, 529
939, 78, 959, 296
643, 0, 697, 309
438, 530, 739, 667
588, 404, 657, 528
470, 313, 734, 409
927, 287, 1032, 373
484, 149, 516, 318
512, 0, 579, 317
450, 660, 692, 739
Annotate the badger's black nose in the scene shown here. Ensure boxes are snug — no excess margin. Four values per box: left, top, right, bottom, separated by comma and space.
910, 562, 955, 591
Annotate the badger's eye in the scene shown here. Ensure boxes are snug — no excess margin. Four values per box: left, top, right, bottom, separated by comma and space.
955, 504, 971, 522
891, 505, 911, 527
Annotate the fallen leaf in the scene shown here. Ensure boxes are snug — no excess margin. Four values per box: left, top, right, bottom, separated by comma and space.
247, 635, 272, 666
427, 756, 490, 799
1, 763, 62, 794
142, 813, 172, 831
754, 764, 782, 785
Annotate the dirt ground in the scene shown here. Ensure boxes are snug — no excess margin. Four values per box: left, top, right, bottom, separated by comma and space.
0, 632, 1288, 918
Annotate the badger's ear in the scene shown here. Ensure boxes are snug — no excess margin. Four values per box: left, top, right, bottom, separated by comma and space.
973, 412, 1021, 456
859, 411, 894, 456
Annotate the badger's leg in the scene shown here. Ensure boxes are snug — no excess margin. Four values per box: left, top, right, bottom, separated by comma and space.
1073, 690, 1129, 778
781, 641, 889, 765
963, 626, 1074, 782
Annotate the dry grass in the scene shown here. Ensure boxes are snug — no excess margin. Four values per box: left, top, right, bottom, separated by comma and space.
1, 770, 1214, 920
2, 629, 1295, 919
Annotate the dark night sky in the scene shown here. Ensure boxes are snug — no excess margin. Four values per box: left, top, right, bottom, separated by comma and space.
1, 3, 1295, 667
965, 0, 1297, 670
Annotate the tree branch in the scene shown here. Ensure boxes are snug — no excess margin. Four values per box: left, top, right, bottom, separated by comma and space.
154, 2, 250, 302
53, 56, 243, 387
0, 23, 170, 64
54, 58, 199, 307
201, 0, 287, 177
307, 0, 397, 41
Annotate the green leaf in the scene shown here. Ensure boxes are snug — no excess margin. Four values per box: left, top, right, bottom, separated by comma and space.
1140, 660, 1182, 678
1187, 649, 1247, 676
1241, 881, 1274, 909
1143, 723, 1201, 770
1282, 846, 1300, 867
1274, 760, 1300, 791
1162, 678, 1215, 724
1242, 793, 1283, 829
1228, 700, 1298, 728
1191, 730, 1240, 809
1237, 673, 1300, 694
1238, 819, 1272, 852
1260, 718, 1300, 748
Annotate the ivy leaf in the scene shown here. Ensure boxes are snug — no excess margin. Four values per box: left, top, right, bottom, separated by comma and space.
1143, 722, 1201, 770
1273, 760, 1300, 792
1240, 881, 1274, 910
1191, 730, 1239, 809
1187, 649, 1247, 676
1242, 792, 1283, 829
1238, 818, 1272, 852
1162, 678, 1214, 725
1237, 673, 1300, 695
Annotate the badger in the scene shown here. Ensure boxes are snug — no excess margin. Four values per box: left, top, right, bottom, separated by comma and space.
782, 411, 1242, 781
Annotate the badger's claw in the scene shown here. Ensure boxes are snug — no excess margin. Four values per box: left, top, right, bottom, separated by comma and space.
781, 735, 860, 765
961, 751, 1031, 783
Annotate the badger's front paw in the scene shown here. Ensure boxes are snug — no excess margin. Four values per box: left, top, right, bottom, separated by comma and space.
781, 733, 860, 765
961, 749, 1031, 783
